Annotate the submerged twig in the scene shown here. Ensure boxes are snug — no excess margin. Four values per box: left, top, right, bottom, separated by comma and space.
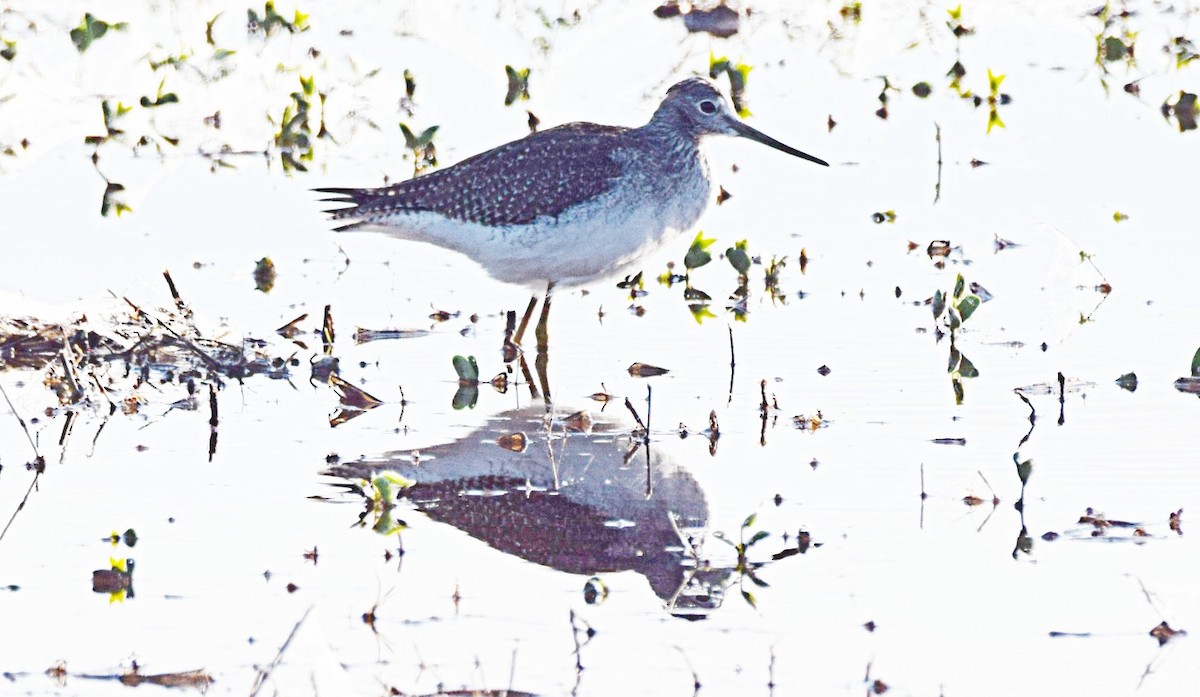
248, 605, 312, 697
0, 382, 45, 545
0, 381, 40, 459
0, 473, 41, 545
207, 383, 219, 461
727, 325, 735, 405
933, 122, 942, 204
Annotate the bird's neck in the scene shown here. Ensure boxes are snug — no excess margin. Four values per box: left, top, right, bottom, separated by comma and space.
641, 109, 701, 146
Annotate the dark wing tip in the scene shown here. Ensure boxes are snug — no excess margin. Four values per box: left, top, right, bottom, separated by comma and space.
313, 187, 362, 203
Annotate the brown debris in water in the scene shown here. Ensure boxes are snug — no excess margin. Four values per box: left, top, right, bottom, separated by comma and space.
44, 661, 214, 690
1, 275, 297, 418
628, 362, 669, 377
496, 432, 527, 452
330, 374, 382, 409
1169, 509, 1183, 535
1149, 620, 1186, 646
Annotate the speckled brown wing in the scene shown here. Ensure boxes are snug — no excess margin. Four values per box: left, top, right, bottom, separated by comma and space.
318, 123, 630, 229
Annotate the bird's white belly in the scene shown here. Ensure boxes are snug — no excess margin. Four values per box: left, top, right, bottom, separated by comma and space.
364, 165, 712, 287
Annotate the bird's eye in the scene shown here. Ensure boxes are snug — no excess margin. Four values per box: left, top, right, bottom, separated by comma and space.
698, 100, 717, 115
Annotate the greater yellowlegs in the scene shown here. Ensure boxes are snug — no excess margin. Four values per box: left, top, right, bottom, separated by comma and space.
319, 78, 827, 349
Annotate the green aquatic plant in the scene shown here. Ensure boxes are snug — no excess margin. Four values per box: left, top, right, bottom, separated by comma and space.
1090, 3, 1138, 93
452, 355, 479, 410
985, 69, 1006, 133
148, 52, 189, 71
353, 471, 413, 536
1167, 36, 1198, 69
713, 513, 771, 608
139, 78, 179, 108
84, 99, 131, 147
273, 76, 318, 172
71, 13, 127, 53
504, 66, 531, 106
684, 231, 715, 272
726, 239, 751, 280
709, 54, 752, 116
1162, 91, 1198, 132
932, 272, 984, 404
399, 122, 439, 176
247, 2, 309, 37
945, 5, 974, 38
100, 181, 130, 217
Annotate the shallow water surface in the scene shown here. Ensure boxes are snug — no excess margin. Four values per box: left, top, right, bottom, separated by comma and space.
1, 1, 1198, 695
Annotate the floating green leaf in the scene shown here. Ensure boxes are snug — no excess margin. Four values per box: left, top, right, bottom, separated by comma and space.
932, 289, 946, 320
248, 2, 309, 37
1015, 455, 1033, 486
253, 257, 276, 293
957, 294, 981, 322
957, 353, 979, 378
1013, 528, 1033, 557
139, 78, 179, 108
726, 240, 751, 276
372, 471, 415, 502
451, 385, 479, 410
708, 54, 752, 115
399, 122, 439, 174
206, 14, 220, 45
452, 354, 479, 383
274, 79, 316, 172
1191, 347, 1200, 377
71, 14, 126, 53
1169, 37, 1198, 69
987, 68, 1005, 95
986, 109, 1005, 133
149, 53, 189, 71
1164, 91, 1198, 132
400, 123, 439, 149
684, 231, 716, 270
100, 182, 131, 217
708, 53, 731, 77
1115, 372, 1138, 392
372, 508, 406, 536
1103, 36, 1127, 62
504, 65, 531, 106
688, 304, 717, 323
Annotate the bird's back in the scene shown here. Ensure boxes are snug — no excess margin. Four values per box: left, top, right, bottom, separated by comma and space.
322, 123, 632, 230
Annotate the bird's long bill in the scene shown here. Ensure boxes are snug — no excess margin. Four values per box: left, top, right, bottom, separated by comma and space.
728, 118, 829, 167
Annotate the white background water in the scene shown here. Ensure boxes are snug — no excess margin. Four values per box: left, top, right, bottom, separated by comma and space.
0, 1, 1197, 694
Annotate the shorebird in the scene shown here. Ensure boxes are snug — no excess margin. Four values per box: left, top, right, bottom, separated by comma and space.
319, 78, 827, 351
